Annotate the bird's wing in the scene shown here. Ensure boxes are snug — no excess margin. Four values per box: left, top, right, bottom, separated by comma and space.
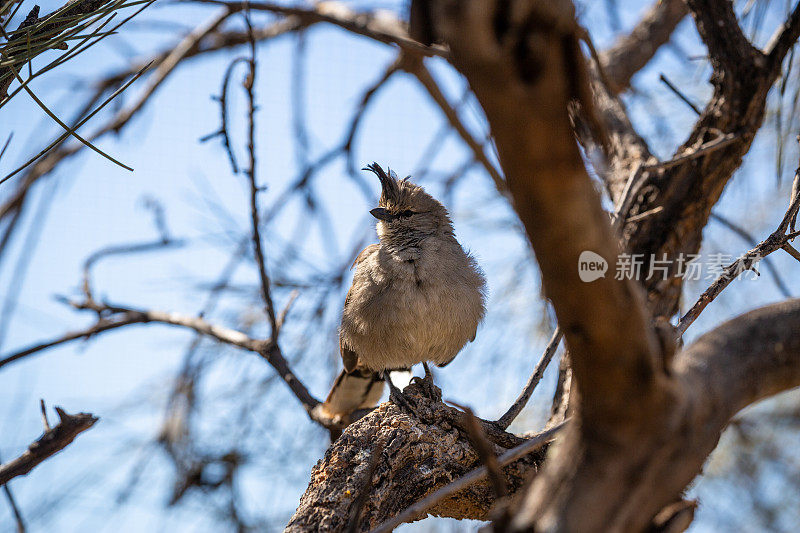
350, 243, 379, 270
320, 243, 386, 419
339, 243, 380, 372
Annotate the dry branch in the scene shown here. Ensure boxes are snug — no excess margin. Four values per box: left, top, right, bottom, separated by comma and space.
599, 0, 688, 92
0, 298, 340, 426
618, 0, 800, 318
678, 181, 800, 334
0, 406, 97, 485
496, 328, 562, 430
286, 384, 554, 532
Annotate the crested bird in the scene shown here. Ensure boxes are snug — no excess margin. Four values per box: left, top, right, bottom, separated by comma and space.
320, 162, 486, 422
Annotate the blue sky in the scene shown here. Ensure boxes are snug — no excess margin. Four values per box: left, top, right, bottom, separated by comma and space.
1, 0, 799, 531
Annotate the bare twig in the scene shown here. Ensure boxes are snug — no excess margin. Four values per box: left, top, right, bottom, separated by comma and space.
496, 328, 562, 429
678, 179, 800, 335
0, 449, 25, 533
0, 310, 154, 370
764, 0, 800, 71
200, 56, 249, 174
39, 399, 49, 431
640, 132, 740, 173
193, 0, 447, 58
241, 11, 279, 337
0, 406, 97, 485
0, 132, 11, 162
0, 297, 345, 428
599, 0, 688, 92
711, 212, 792, 298
81, 237, 186, 300
659, 73, 701, 115
403, 57, 506, 196
784, 242, 800, 263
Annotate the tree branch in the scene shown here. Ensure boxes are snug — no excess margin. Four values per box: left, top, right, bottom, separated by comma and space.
764, 0, 800, 70
615, 0, 800, 318
401, 55, 506, 195
496, 328, 562, 430
0, 407, 97, 486
599, 0, 688, 92
194, 0, 446, 58
286, 384, 553, 531
677, 299, 800, 427
420, 0, 660, 429
0, 298, 344, 428
677, 182, 800, 334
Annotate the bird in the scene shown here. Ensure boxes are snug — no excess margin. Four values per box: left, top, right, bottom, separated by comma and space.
320, 162, 486, 422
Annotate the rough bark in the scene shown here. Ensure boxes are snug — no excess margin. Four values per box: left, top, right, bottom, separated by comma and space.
620, 0, 799, 318
286, 383, 547, 531
511, 299, 800, 532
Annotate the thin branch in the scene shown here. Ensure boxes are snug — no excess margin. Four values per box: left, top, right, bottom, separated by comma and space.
659, 73, 701, 115
0, 297, 341, 427
784, 242, 800, 262
678, 182, 800, 335
81, 237, 186, 300
343, 57, 400, 174
193, 0, 446, 58
711, 212, 792, 298
39, 399, 50, 431
599, 0, 688, 92
639, 132, 740, 173
0, 132, 11, 162
200, 56, 249, 173
496, 328, 562, 429
455, 404, 507, 498
404, 56, 506, 196
0, 406, 97, 485
0, 456, 25, 533
765, 0, 800, 71
241, 12, 278, 337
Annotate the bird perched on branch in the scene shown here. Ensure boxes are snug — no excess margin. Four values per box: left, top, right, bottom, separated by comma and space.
321, 163, 486, 422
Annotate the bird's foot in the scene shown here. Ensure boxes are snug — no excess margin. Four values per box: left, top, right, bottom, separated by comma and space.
409, 362, 440, 401
384, 371, 423, 416
389, 384, 417, 413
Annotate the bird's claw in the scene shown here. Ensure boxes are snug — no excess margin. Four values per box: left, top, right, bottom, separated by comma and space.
409, 362, 439, 399
388, 386, 418, 414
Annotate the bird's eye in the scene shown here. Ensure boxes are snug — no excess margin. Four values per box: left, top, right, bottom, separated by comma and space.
398, 210, 414, 218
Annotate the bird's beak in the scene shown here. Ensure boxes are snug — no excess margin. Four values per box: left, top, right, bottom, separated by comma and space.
370, 207, 394, 221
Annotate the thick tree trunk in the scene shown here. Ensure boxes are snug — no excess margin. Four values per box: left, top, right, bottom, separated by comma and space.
288, 1, 800, 531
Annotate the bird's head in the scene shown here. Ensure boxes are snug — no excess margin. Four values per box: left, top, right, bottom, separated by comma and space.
363, 162, 453, 247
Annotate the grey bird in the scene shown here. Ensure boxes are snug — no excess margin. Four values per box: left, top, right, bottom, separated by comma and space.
321, 163, 486, 421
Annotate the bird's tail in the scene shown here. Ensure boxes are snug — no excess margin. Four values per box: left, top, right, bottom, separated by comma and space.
319, 367, 384, 421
